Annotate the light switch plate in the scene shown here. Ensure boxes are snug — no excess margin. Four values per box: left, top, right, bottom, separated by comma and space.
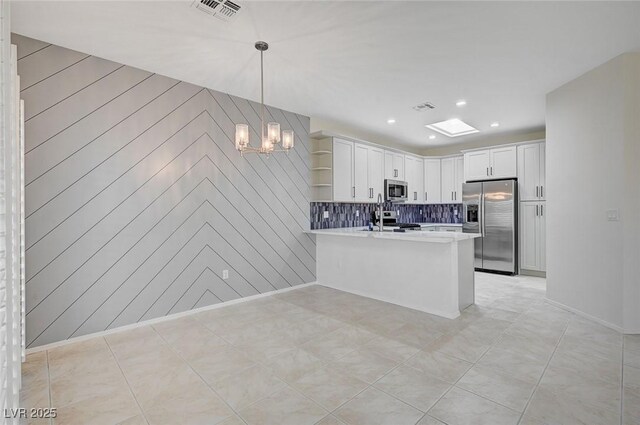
606, 209, 620, 221
355, 210, 360, 217
323, 211, 329, 219
222, 270, 229, 279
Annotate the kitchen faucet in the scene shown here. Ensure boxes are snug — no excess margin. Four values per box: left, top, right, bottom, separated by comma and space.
377, 193, 383, 232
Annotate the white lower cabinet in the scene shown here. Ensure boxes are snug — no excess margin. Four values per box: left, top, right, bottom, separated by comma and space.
520, 202, 546, 272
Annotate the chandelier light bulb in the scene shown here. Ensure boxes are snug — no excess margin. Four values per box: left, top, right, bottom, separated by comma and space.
235, 124, 249, 150
267, 122, 281, 144
282, 130, 294, 150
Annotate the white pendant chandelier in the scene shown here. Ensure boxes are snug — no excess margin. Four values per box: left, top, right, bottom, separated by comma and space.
235, 41, 294, 155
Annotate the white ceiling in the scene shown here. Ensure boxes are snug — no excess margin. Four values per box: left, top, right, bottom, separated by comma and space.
11, 1, 640, 148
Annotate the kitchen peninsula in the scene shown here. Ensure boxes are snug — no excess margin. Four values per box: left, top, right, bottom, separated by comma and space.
308, 228, 480, 319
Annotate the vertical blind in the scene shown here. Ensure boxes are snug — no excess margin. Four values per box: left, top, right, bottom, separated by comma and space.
0, 0, 25, 422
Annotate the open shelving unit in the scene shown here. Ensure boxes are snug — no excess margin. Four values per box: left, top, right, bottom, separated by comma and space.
311, 137, 333, 201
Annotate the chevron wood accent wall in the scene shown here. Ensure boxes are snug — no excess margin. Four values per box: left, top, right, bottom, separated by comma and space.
13, 34, 315, 348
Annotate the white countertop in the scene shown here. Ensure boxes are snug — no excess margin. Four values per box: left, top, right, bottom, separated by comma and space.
307, 226, 479, 243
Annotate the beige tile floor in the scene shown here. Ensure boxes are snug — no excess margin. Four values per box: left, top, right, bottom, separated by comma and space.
20, 273, 640, 425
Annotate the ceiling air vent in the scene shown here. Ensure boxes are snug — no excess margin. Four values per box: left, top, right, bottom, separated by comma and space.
412, 101, 436, 112
192, 0, 241, 22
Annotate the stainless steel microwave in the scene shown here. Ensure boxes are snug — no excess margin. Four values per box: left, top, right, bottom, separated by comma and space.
384, 179, 408, 202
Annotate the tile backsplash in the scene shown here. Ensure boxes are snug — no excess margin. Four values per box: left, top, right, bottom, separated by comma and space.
310, 202, 463, 230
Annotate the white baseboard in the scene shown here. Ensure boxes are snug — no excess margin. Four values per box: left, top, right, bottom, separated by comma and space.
26, 282, 317, 354
545, 297, 627, 334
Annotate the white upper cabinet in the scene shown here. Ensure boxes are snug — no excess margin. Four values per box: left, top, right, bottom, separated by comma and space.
368, 146, 385, 201
441, 156, 463, 203
333, 138, 386, 202
464, 150, 491, 182
517, 142, 546, 201
353, 143, 369, 202
332, 138, 354, 202
424, 158, 441, 204
384, 151, 405, 180
405, 155, 424, 203
456, 156, 464, 201
464, 146, 516, 181
490, 146, 517, 178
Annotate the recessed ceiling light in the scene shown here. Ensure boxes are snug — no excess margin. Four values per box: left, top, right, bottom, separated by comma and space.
425, 118, 479, 138
429, 135, 436, 140
456, 100, 467, 107
490, 122, 500, 127
387, 118, 396, 124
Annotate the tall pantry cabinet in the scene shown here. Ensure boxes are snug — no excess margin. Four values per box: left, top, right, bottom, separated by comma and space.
517, 142, 546, 273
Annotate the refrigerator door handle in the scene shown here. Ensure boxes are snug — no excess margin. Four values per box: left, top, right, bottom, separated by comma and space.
481, 193, 486, 236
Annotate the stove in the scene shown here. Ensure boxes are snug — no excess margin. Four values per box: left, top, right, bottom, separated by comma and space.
372, 210, 422, 230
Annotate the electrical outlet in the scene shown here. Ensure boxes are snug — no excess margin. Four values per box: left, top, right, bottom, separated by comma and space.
355, 210, 360, 217
323, 211, 329, 219
420, 209, 423, 214
222, 270, 229, 279
397, 209, 400, 215
606, 209, 620, 221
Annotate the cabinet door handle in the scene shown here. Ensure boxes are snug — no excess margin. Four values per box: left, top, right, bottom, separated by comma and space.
425, 191, 428, 201
414, 191, 417, 201
540, 204, 543, 216
352, 186, 355, 198
541, 186, 544, 198
451, 191, 454, 201
487, 167, 489, 176
536, 186, 539, 197
536, 205, 539, 216
490, 166, 493, 176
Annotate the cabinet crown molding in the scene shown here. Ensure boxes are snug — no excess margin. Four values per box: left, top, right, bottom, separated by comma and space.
460, 139, 545, 154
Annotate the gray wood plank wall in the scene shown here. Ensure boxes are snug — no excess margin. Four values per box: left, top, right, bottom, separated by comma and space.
13, 34, 314, 348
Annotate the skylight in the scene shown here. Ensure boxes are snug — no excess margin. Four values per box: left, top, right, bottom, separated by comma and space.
425, 118, 479, 137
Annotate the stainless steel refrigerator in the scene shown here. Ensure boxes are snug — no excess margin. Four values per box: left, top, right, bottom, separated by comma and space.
462, 179, 517, 275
